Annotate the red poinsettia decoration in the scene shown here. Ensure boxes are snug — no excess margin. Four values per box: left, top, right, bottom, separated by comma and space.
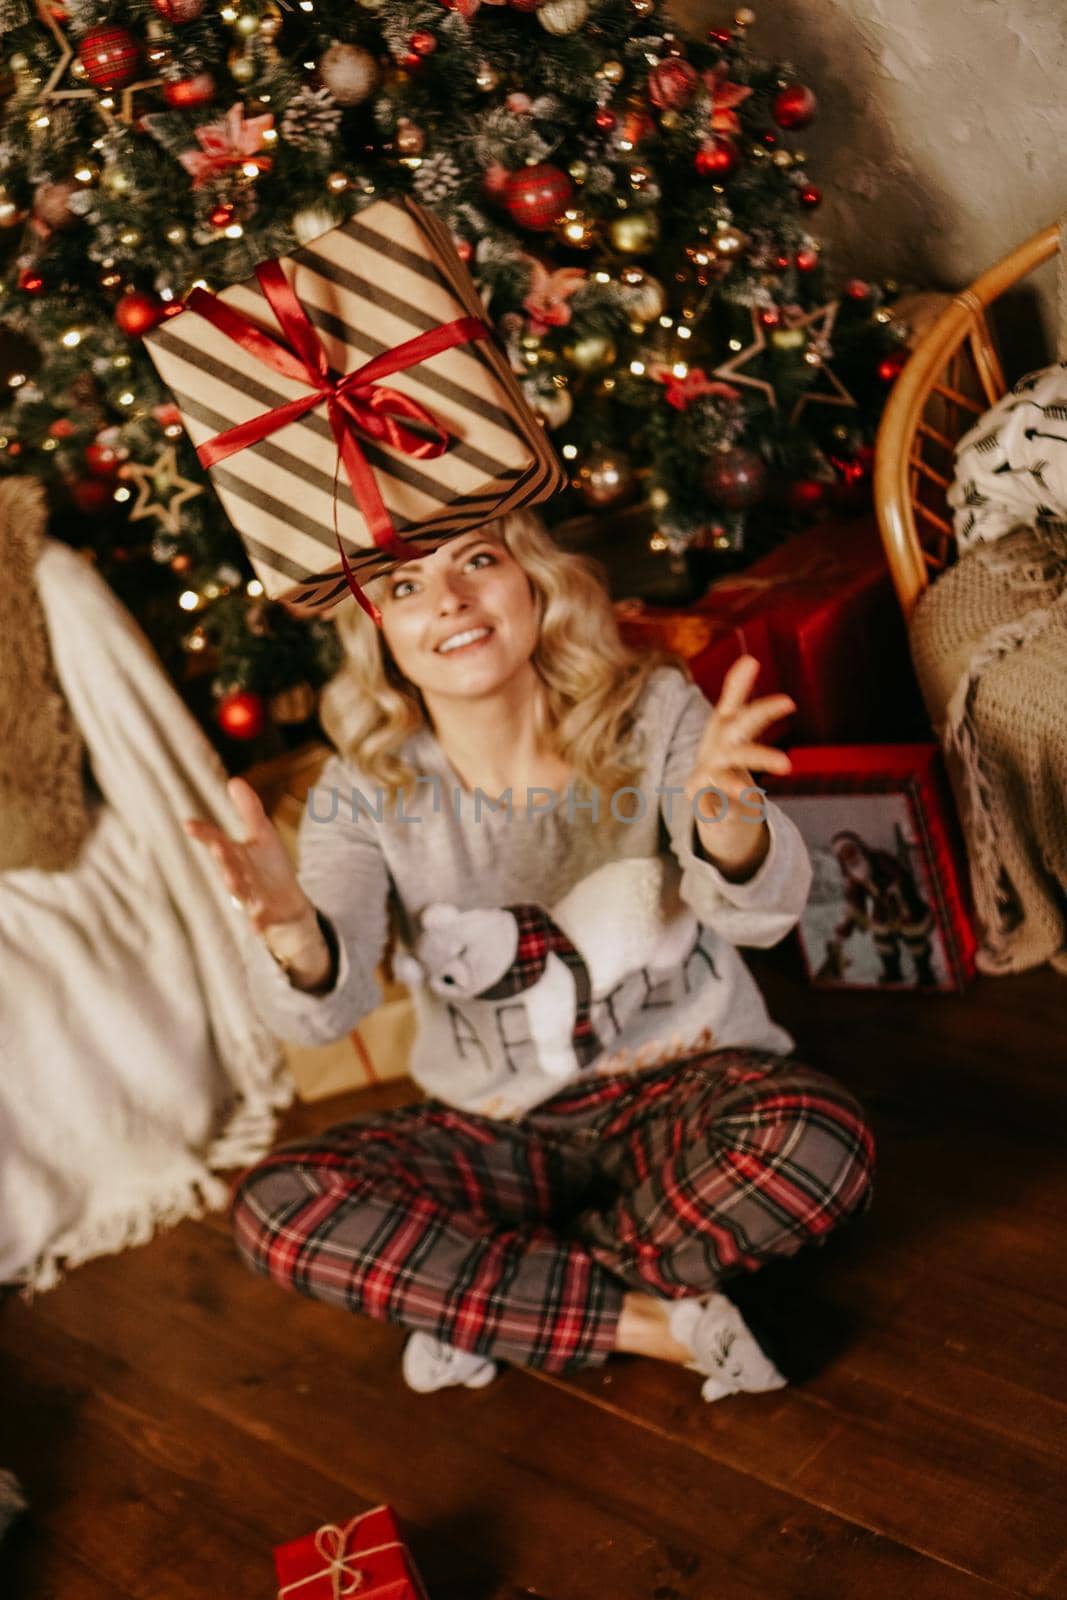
702, 65, 753, 134
178, 103, 275, 189
522, 258, 587, 333
650, 363, 741, 411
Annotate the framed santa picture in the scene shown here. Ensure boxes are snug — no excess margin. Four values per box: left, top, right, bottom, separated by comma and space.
763, 745, 978, 993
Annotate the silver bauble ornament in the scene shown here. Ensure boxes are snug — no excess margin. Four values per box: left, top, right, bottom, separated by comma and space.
538, 0, 589, 34
531, 386, 573, 429
565, 333, 616, 371
609, 211, 658, 255
319, 41, 380, 105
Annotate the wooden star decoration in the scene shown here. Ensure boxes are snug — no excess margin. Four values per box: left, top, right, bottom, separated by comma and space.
786, 300, 859, 426
123, 445, 203, 537
35, 3, 157, 129
712, 308, 780, 412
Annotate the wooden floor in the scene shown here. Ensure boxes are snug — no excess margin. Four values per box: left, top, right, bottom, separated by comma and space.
2, 942, 1066, 1600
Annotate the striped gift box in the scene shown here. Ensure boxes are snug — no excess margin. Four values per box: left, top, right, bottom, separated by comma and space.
144, 198, 565, 615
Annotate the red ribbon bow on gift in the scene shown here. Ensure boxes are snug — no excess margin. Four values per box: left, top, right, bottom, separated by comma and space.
187, 259, 491, 624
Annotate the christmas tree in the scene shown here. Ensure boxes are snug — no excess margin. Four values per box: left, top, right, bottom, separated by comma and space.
0, 0, 906, 753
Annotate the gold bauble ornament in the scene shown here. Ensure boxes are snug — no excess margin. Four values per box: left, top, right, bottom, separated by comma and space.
475, 60, 499, 91
565, 334, 617, 371
165, 224, 187, 246
101, 166, 130, 194
568, 159, 589, 183
609, 211, 658, 255
395, 117, 424, 155
597, 59, 624, 84
577, 448, 635, 508
228, 47, 256, 83
772, 149, 793, 168
617, 266, 666, 325
711, 224, 748, 258
734, 6, 756, 24
319, 41, 380, 105
659, 109, 680, 131
648, 485, 669, 511
326, 170, 350, 194
234, 11, 260, 36
538, 0, 589, 35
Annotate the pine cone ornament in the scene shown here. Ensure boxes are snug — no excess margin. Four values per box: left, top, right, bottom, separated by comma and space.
412, 151, 462, 205
280, 85, 343, 150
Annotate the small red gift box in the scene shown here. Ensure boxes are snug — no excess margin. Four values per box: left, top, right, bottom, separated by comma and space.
763, 743, 978, 992
700, 515, 927, 745
274, 1505, 429, 1600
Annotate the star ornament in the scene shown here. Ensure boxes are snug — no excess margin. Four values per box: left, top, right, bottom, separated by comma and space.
122, 445, 203, 536
786, 300, 859, 425
712, 308, 779, 411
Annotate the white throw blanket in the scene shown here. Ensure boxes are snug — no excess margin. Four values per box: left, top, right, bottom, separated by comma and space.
0, 538, 291, 1291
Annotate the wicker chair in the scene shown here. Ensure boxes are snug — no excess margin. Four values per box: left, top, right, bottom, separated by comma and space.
874, 223, 1060, 622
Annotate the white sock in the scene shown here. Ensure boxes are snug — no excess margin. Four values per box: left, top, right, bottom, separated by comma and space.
667, 1293, 787, 1402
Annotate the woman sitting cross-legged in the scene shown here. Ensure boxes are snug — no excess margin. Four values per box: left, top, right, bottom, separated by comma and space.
186, 510, 876, 1403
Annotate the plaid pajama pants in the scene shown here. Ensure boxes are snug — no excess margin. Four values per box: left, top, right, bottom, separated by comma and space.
230, 1048, 875, 1374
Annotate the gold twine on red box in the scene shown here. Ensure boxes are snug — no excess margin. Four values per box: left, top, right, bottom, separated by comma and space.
276, 1509, 432, 1600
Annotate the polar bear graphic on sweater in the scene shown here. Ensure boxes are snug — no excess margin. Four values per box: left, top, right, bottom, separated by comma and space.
393, 857, 700, 1080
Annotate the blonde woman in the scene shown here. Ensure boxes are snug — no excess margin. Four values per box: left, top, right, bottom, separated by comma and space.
186, 510, 875, 1402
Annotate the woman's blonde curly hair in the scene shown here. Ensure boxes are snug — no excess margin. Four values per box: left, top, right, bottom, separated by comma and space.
319, 508, 687, 806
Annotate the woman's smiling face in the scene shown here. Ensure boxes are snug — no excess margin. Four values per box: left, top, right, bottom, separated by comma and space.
376, 531, 541, 699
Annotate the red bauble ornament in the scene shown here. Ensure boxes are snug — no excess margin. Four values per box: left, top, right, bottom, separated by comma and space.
453, 237, 473, 262
18, 268, 45, 295
787, 478, 827, 516
151, 0, 205, 20
409, 29, 437, 53
798, 185, 822, 209
694, 134, 739, 178
505, 164, 573, 231
795, 246, 820, 273
77, 25, 139, 89
399, 50, 421, 69
170, 551, 193, 574
510, 0, 546, 11
647, 58, 697, 110
114, 289, 166, 337
70, 478, 113, 515
707, 27, 732, 44
878, 350, 908, 384
594, 108, 617, 132
209, 202, 235, 228
86, 440, 123, 477
704, 447, 768, 511
773, 84, 817, 129
845, 277, 872, 300
48, 418, 76, 439
759, 306, 781, 328
163, 72, 215, 108
217, 689, 266, 740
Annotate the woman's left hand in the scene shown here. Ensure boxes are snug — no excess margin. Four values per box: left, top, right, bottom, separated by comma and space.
684, 655, 796, 819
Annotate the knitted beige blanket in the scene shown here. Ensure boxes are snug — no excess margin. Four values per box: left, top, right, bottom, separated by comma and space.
0, 478, 92, 871
909, 523, 1067, 976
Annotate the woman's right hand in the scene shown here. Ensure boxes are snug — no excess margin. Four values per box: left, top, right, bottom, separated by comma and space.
184, 776, 313, 936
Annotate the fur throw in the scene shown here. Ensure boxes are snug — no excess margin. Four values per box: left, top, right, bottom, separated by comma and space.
0, 478, 91, 871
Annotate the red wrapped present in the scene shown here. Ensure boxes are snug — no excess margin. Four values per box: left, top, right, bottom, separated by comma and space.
614, 598, 793, 742
700, 515, 927, 745
763, 743, 978, 992
274, 1504, 429, 1600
